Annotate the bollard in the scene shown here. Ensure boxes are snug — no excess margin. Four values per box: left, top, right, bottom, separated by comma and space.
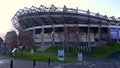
33, 58, 36, 68
48, 58, 50, 66
10, 59, 13, 68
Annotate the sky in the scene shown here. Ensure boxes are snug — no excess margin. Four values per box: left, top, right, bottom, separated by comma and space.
0, 0, 120, 37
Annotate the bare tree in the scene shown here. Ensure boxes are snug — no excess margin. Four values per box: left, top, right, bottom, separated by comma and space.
18, 30, 34, 48
5, 31, 18, 51
0, 37, 3, 44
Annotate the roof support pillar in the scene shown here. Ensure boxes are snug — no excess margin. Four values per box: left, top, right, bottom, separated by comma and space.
88, 24, 91, 52
41, 26, 44, 46
98, 22, 101, 47
52, 25, 55, 46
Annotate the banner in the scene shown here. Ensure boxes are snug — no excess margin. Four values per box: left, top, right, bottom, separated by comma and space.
58, 48, 64, 61
119, 29, 120, 38
110, 28, 117, 39
78, 52, 83, 61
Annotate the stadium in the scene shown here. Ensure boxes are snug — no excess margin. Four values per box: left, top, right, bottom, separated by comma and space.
12, 5, 120, 51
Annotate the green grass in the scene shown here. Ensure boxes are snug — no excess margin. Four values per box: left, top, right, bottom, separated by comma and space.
12, 43, 120, 61
91, 44, 120, 58
117, 55, 120, 58
45, 46, 58, 53
45, 44, 120, 59
45, 46, 80, 54
25, 46, 39, 52
11, 53, 78, 62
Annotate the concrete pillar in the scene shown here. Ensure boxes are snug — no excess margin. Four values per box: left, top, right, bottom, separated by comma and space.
108, 21, 112, 44
33, 29, 35, 46
76, 25, 79, 50
64, 24, 67, 47
41, 28, 44, 46
52, 30, 55, 46
88, 25, 91, 52
108, 28, 111, 44
76, 31, 79, 45
52, 25, 55, 46
98, 23, 101, 47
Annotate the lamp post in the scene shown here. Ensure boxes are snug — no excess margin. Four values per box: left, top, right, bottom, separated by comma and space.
51, 31, 54, 46
9, 40, 12, 54
41, 32, 43, 46
76, 31, 79, 52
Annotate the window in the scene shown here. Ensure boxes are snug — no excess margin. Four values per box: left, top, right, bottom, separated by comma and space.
55, 27, 64, 32
44, 28, 53, 33
35, 29, 42, 34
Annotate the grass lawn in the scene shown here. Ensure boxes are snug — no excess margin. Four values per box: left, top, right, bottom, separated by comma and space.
45, 46, 80, 54
45, 44, 120, 58
91, 44, 120, 58
11, 53, 78, 62
118, 56, 120, 58
25, 46, 39, 52
11, 43, 120, 61
10, 46, 78, 62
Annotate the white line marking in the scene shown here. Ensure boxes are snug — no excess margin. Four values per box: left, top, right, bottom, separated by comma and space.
89, 64, 96, 67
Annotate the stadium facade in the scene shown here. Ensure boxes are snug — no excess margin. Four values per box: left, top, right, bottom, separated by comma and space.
12, 5, 120, 51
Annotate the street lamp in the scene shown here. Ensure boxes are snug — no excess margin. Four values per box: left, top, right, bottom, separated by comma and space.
41, 32, 43, 46
76, 31, 79, 52
51, 31, 54, 46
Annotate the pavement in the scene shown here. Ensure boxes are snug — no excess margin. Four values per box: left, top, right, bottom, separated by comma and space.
107, 50, 120, 58
1, 55, 120, 68
53, 59, 120, 68
37, 45, 51, 52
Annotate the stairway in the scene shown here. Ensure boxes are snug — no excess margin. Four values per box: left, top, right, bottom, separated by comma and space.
37, 45, 51, 52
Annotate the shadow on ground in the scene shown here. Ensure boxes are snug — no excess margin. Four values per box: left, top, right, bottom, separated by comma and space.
107, 50, 120, 59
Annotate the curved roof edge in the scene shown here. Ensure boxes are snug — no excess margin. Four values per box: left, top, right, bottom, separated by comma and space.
11, 5, 120, 30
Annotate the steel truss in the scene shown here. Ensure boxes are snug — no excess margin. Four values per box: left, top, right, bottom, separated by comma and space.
11, 5, 120, 52
11, 5, 120, 30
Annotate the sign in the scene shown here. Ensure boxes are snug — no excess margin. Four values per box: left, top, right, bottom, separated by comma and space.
31, 49, 34, 54
58, 48, 64, 61
78, 52, 83, 61
119, 29, 120, 38
11, 48, 16, 53
110, 28, 117, 39
11, 48, 17, 56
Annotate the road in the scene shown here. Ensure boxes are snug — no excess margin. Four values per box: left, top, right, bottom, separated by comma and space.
0, 56, 120, 68
53, 59, 120, 68
0, 56, 51, 68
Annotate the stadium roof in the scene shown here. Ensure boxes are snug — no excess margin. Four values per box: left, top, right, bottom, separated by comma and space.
12, 5, 120, 30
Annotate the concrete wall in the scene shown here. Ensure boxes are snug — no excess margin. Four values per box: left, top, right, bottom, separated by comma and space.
34, 32, 96, 43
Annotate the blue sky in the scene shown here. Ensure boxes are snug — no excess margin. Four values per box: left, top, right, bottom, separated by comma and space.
0, 0, 120, 36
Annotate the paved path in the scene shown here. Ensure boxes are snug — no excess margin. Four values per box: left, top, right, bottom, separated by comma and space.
1, 56, 120, 68
0, 56, 51, 68
107, 50, 120, 58
52, 59, 120, 68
